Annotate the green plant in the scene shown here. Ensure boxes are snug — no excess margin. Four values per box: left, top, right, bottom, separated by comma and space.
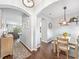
13, 26, 22, 33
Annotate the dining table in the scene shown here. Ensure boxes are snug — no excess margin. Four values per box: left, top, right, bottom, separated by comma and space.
52, 36, 78, 59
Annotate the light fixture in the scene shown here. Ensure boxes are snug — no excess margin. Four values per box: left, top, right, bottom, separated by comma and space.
59, 6, 68, 25
22, 0, 34, 8
69, 16, 79, 24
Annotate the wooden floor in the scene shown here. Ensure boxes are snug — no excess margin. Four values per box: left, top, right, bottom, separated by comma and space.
3, 42, 73, 59
26, 42, 73, 59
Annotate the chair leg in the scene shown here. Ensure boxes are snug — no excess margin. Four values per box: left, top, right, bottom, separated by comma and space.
66, 51, 68, 59
74, 45, 78, 59
57, 49, 60, 58
53, 43, 56, 53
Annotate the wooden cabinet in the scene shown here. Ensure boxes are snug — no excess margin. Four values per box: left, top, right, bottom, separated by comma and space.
0, 34, 13, 59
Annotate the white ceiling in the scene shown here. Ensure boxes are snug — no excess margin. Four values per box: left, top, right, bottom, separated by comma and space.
34, 0, 42, 6
33, 0, 59, 14
40, 0, 79, 19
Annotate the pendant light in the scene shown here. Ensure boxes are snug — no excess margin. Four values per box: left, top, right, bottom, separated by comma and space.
59, 6, 68, 25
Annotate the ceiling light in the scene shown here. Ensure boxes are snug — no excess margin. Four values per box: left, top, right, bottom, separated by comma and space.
59, 6, 68, 26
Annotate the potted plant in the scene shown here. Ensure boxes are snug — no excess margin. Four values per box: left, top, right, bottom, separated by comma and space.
13, 26, 22, 34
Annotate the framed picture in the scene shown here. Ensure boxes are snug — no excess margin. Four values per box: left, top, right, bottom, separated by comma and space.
48, 23, 52, 29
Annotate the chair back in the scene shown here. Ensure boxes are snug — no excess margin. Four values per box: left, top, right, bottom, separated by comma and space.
57, 37, 68, 50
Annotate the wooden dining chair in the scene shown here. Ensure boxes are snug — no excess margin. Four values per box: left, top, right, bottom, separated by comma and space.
57, 37, 69, 59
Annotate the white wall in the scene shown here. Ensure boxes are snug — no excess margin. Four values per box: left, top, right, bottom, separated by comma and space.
29, 15, 41, 50
0, 9, 2, 28
0, 9, 3, 37
20, 15, 32, 50
2, 8, 23, 32
3, 9, 22, 25
34, 17, 41, 48
47, 18, 53, 41
0, 8, 23, 36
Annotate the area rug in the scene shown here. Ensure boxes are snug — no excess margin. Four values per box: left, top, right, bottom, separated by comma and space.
13, 41, 31, 59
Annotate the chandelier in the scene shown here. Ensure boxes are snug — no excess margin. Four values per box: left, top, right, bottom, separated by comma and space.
59, 6, 68, 26
59, 6, 79, 25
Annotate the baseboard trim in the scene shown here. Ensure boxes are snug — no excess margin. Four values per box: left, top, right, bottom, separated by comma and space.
41, 40, 48, 43
41, 39, 53, 43
20, 41, 32, 53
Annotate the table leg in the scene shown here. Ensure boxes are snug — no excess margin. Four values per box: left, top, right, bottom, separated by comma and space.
74, 45, 78, 59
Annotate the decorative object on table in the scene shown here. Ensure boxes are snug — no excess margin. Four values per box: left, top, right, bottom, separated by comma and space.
59, 6, 69, 26
63, 32, 68, 38
22, 0, 34, 8
48, 22, 52, 29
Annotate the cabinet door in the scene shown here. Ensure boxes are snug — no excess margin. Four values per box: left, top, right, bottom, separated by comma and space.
1, 37, 13, 58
